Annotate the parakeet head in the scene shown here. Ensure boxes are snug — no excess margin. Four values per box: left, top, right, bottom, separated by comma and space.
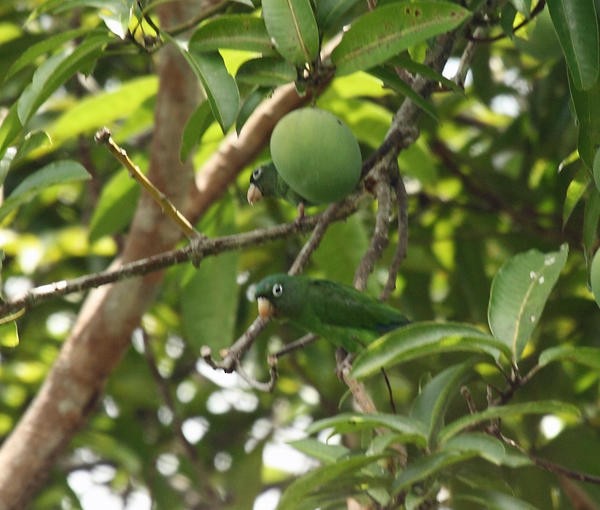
253, 273, 302, 319
247, 162, 279, 205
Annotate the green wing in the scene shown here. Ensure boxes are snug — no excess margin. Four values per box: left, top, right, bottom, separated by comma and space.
306, 280, 410, 335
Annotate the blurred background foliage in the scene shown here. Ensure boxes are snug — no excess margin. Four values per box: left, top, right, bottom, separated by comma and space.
0, 0, 599, 509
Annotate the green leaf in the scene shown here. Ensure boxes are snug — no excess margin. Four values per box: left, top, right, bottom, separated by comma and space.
351, 322, 510, 379
456, 489, 538, 510
262, 0, 320, 66
277, 454, 384, 510
331, 1, 471, 76
236, 88, 266, 135
487, 244, 568, 361
5, 27, 89, 81
410, 362, 473, 448
563, 173, 588, 226
0, 105, 22, 164
176, 41, 240, 133
591, 248, 600, 308
583, 188, 600, 260
98, 0, 135, 40
546, 0, 599, 90
539, 345, 600, 369
17, 31, 111, 125
367, 65, 438, 121
307, 412, 428, 446
0, 321, 19, 348
393, 450, 473, 494
316, 0, 363, 31
88, 168, 140, 242
42, 76, 157, 157
190, 15, 276, 54
509, 0, 532, 16
442, 432, 506, 465
439, 400, 581, 443
569, 74, 600, 169
0, 160, 90, 223
236, 56, 297, 86
180, 101, 214, 162
288, 438, 349, 463
594, 148, 600, 191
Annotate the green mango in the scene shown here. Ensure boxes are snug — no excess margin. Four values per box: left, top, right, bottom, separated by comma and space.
269, 107, 362, 204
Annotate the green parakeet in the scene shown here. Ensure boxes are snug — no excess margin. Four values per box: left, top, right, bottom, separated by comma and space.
247, 162, 309, 207
247, 108, 362, 210
254, 273, 410, 352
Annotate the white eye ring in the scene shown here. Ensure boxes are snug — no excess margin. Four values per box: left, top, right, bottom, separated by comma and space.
272, 283, 283, 297
252, 168, 262, 179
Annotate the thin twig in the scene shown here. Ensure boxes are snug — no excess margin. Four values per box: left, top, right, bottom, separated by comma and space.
499, 433, 600, 486
0, 201, 358, 319
95, 128, 199, 239
382, 161, 409, 299
273, 333, 319, 358
354, 160, 393, 291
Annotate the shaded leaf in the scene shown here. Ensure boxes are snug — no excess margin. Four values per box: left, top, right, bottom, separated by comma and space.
307, 412, 428, 446
351, 322, 510, 379
410, 362, 473, 448
262, 0, 319, 66
487, 244, 568, 361
190, 15, 275, 54
439, 401, 581, 443
332, 1, 471, 75
277, 454, 384, 510
583, 188, 600, 260
236, 56, 296, 86
539, 345, 600, 369
547, 0, 599, 90
180, 101, 214, 162
316, 0, 363, 31
0, 160, 90, 223
171, 35, 239, 133
456, 489, 538, 510
569, 74, 600, 169
443, 432, 506, 465
236, 88, 266, 135
393, 450, 472, 494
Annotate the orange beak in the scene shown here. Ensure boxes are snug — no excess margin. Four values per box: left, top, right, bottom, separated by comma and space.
247, 184, 263, 205
257, 297, 275, 319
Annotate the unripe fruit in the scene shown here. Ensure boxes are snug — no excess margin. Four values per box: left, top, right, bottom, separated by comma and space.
270, 108, 362, 204
590, 248, 600, 308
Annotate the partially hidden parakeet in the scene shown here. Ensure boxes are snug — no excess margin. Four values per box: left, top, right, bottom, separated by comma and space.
247, 162, 310, 207
254, 273, 410, 352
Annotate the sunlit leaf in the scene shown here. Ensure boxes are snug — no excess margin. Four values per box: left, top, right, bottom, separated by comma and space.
89, 168, 140, 242
0, 321, 19, 347
332, 2, 471, 75
17, 31, 112, 125
289, 438, 349, 463
456, 489, 538, 510
487, 244, 568, 361
410, 362, 473, 448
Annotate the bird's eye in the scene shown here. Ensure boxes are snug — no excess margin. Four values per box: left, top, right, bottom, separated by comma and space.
252, 168, 262, 179
272, 283, 283, 297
